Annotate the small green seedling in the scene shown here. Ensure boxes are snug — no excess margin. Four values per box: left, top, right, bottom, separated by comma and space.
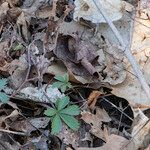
52, 73, 72, 92
14, 43, 23, 51
44, 96, 80, 134
0, 79, 9, 103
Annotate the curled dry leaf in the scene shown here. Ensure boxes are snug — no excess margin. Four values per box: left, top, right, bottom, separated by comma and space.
77, 134, 135, 150
54, 34, 102, 84
46, 62, 95, 84
87, 91, 102, 109
68, 33, 100, 77
81, 108, 111, 141
17, 12, 29, 41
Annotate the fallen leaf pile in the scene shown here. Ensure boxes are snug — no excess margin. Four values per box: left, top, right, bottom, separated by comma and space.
0, 0, 150, 149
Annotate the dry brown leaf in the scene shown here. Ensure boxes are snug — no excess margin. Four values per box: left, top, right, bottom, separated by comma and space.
81, 108, 111, 140
9, 54, 28, 88
22, 0, 50, 16
54, 34, 102, 83
0, 140, 20, 150
6, 0, 20, 7
0, 40, 9, 58
17, 12, 29, 41
10, 117, 50, 134
66, 147, 73, 150
112, 0, 150, 106
131, 109, 150, 149
7, 7, 22, 22
57, 123, 79, 149
77, 134, 135, 150
102, 44, 126, 85
87, 91, 102, 109
0, 2, 9, 19
36, 6, 52, 18
3, 110, 19, 120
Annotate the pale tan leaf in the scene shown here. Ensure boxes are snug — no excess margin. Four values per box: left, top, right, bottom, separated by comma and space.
112, 0, 150, 106
0, 2, 9, 18
77, 134, 135, 150
131, 109, 150, 150
87, 91, 102, 109
81, 108, 111, 140
74, 0, 124, 23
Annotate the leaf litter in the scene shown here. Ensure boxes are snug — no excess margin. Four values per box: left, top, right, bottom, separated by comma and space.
0, 0, 150, 149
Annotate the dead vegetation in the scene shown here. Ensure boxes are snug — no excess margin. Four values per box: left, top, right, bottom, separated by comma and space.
0, 0, 150, 150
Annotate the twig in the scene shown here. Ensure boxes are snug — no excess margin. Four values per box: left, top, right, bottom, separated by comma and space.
0, 129, 26, 136
92, 0, 150, 100
117, 105, 129, 134
102, 97, 133, 121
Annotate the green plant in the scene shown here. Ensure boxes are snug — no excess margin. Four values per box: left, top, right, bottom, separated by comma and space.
13, 43, 23, 51
44, 96, 80, 134
52, 73, 72, 92
0, 79, 9, 103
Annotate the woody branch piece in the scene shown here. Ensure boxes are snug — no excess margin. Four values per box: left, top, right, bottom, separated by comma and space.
92, 0, 150, 99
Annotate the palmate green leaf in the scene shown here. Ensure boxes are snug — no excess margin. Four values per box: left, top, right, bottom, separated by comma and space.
54, 73, 69, 83
63, 73, 69, 82
44, 108, 56, 117
52, 81, 64, 88
60, 114, 80, 130
60, 84, 67, 93
14, 43, 23, 51
66, 82, 73, 88
60, 105, 80, 116
51, 115, 62, 134
0, 79, 7, 91
0, 92, 9, 103
54, 75, 65, 82
56, 96, 70, 111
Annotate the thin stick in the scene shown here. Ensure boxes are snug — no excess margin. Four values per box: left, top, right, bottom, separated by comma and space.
92, 0, 150, 100
102, 97, 133, 121
0, 129, 26, 136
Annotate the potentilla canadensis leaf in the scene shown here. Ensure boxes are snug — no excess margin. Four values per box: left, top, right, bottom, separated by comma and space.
60, 114, 80, 130
60, 84, 67, 93
54, 75, 65, 82
51, 115, 62, 134
52, 82, 64, 88
0, 79, 7, 91
0, 92, 9, 103
63, 73, 69, 82
44, 108, 57, 117
60, 105, 80, 116
56, 96, 70, 111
